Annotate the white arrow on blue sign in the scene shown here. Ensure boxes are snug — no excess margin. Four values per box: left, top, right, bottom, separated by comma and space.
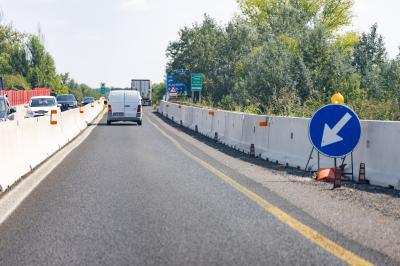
309, 104, 361, 158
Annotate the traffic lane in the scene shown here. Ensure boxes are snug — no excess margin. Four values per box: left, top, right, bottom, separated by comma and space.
0, 113, 343, 265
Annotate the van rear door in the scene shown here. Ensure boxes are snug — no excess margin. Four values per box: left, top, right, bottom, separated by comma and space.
109, 91, 125, 116
124, 91, 140, 118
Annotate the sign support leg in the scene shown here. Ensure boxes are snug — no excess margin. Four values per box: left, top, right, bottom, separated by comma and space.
351, 152, 354, 181
333, 158, 341, 189
303, 147, 315, 177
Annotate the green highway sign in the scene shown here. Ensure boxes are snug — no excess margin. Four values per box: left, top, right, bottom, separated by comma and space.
100, 85, 106, 94
100, 83, 106, 94
191, 73, 203, 91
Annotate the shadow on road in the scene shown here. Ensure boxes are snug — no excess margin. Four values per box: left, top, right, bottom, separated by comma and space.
89, 122, 139, 127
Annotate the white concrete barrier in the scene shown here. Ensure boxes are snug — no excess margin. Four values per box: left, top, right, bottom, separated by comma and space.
262, 117, 312, 168
181, 105, 193, 128
362, 120, 400, 188
0, 101, 104, 191
190, 106, 202, 131
158, 101, 400, 189
159, 101, 166, 115
168, 103, 180, 123
212, 110, 228, 143
241, 114, 270, 155
223, 112, 244, 149
198, 108, 213, 137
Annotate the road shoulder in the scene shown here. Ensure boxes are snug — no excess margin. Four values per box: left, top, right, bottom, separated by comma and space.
147, 110, 400, 263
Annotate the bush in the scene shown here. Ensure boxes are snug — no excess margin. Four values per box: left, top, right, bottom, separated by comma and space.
1, 74, 31, 90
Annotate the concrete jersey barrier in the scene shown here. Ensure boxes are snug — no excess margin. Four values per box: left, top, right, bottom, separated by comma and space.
0, 101, 104, 191
158, 101, 400, 190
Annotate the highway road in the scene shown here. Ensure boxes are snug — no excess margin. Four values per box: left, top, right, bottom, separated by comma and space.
0, 108, 394, 265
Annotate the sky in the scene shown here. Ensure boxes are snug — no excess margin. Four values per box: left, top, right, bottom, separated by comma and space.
0, 0, 399, 88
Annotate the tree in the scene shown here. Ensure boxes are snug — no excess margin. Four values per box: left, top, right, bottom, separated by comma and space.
233, 37, 312, 112
27, 36, 57, 89
2, 74, 30, 90
353, 23, 387, 98
0, 23, 26, 75
381, 51, 400, 102
238, 0, 354, 33
167, 15, 226, 100
165, 2, 400, 120
152, 82, 166, 103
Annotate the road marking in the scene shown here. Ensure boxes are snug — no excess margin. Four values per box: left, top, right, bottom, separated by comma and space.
148, 117, 373, 266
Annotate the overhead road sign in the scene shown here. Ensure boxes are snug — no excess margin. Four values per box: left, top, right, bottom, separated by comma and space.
309, 104, 361, 158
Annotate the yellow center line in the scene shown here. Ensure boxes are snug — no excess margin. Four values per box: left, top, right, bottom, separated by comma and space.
147, 116, 374, 266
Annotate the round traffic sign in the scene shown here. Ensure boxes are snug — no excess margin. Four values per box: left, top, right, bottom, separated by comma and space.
309, 104, 361, 158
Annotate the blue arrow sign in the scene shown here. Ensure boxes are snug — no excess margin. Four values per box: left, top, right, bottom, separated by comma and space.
309, 104, 361, 158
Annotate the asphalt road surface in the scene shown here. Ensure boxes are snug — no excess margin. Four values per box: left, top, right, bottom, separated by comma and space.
0, 108, 393, 265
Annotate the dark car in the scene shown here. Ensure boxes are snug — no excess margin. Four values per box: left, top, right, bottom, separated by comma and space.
81, 97, 95, 105
56, 94, 78, 111
0, 96, 16, 121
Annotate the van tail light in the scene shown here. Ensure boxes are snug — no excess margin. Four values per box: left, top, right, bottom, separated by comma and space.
108, 104, 112, 112
137, 105, 142, 113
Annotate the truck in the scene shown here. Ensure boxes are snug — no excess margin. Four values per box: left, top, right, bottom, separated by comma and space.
131, 79, 151, 106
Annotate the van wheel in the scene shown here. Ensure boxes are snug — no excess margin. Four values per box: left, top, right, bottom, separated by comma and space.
107, 120, 111, 125
137, 121, 142, 126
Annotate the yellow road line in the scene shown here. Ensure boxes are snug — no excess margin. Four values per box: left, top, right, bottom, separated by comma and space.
148, 117, 373, 266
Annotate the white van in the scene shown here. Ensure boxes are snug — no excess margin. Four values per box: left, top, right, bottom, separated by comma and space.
106, 90, 142, 125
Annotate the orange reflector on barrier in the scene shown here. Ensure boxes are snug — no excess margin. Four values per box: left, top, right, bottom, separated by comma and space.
208, 111, 215, 116
80, 104, 84, 113
259, 121, 268, 127
50, 109, 58, 125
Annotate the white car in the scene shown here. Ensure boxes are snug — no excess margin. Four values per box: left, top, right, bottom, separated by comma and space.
25, 96, 60, 118
106, 90, 142, 125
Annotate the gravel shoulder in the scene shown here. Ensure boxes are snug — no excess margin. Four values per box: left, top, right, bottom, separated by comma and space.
150, 111, 400, 262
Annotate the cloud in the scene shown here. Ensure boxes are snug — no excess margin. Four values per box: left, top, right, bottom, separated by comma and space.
121, 0, 149, 11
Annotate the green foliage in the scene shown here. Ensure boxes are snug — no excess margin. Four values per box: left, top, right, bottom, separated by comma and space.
27, 36, 58, 90
1, 74, 31, 90
166, 1, 400, 121
353, 23, 388, 98
59, 72, 99, 101
0, 16, 90, 96
238, 0, 353, 32
151, 82, 166, 104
